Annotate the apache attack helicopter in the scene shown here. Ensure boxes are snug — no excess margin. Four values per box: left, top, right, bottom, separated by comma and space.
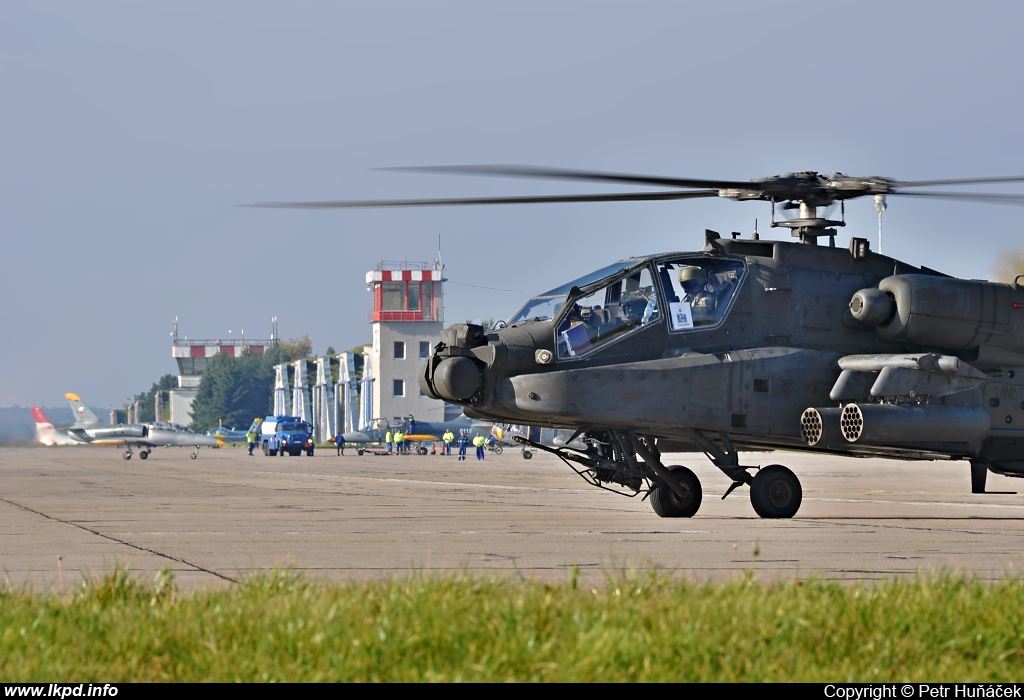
254, 165, 1024, 519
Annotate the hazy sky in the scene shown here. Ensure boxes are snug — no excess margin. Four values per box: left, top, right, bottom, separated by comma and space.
3, 1, 1024, 409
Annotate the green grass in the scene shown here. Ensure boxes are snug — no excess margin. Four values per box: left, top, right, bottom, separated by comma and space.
2, 567, 1023, 681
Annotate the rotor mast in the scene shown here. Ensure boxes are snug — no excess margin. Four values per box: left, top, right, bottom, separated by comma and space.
769, 198, 845, 246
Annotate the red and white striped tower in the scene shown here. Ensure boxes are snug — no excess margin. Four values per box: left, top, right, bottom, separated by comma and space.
365, 261, 446, 427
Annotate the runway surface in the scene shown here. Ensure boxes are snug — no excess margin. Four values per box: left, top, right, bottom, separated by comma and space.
2, 445, 1023, 590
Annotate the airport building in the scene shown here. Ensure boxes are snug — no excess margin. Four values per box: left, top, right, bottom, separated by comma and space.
169, 259, 450, 437
168, 317, 276, 425
365, 260, 446, 426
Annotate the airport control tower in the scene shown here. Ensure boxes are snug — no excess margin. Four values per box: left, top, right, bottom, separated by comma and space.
169, 317, 275, 425
366, 260, 446, 425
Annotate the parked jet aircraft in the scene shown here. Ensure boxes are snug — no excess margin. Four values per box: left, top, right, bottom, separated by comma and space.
342, 414, 497, 454
64, 393, 221, 460
207, 426, 249, 443
32, 407, 81, 446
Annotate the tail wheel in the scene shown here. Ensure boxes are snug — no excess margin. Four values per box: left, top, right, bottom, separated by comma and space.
749, 465, 802, 518
649, 466, 702, 518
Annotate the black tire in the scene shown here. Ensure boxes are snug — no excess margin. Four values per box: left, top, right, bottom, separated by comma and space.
493, 446, 503, 455
190, 452, 198, 460
649, 466, 702, 518
358, 449, 365, 456
139, 451, 148, 460
522, 450, 532, 460
269, 447, 278, 456
262, 443, 269, 456
749, 465, 802, 518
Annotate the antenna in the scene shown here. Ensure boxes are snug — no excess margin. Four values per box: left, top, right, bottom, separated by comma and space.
874, 194, 887, 253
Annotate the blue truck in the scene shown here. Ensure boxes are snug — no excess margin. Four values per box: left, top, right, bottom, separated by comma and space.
257, 416, 314, 456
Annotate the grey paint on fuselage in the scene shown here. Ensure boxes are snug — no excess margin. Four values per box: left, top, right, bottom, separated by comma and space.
64, 393, 219, 458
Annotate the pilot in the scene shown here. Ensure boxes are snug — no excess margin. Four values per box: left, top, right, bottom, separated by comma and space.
678, 266, 716, 322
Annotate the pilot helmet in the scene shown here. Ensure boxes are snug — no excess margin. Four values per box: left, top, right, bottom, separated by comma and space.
678, 266, 707, 293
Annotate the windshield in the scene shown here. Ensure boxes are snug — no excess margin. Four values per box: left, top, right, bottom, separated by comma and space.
556, 265, 660, 358
655, 257, 745, 330
509, 260, 640, 324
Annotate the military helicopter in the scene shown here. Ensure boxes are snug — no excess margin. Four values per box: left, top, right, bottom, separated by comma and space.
254, 166, 1024, 519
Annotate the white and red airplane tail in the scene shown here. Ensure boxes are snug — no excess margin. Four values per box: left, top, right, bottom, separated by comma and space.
32, 407, 78, 446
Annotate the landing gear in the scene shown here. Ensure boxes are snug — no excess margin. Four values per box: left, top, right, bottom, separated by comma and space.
123, 445, 133, 460
417, 446, 428, 456
122, 451, 132, 460
522, 448, 533, 459
139, 450, 149, 460
749, 465, 801, 518
191, 447, 199, 460
688, 429, 804, 519
649, 465, 702, 518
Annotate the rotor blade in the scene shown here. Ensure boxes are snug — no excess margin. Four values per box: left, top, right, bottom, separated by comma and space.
889, 191, 1024, 205
244, 190, 721, 209
895, 176, 1024, 188
378, 164, 759, 191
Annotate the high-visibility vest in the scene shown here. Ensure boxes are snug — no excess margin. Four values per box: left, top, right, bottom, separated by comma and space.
473, 435, 485, 447
443, 431, 454, 443
385, 431, 392, 442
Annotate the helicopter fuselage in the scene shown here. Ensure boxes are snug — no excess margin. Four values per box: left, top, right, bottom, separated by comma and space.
421, 232, 1024, 489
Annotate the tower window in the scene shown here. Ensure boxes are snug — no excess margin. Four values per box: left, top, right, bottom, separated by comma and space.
419, 341, 430, 359
393, 379, 405, 397
394, 341, 405, 360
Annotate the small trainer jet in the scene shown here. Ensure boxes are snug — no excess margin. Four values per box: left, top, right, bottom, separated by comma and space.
64, 393, 221, 460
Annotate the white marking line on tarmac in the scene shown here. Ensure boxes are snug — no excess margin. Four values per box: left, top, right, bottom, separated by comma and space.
249, 470, 595, 493
808, 497, 1024, 510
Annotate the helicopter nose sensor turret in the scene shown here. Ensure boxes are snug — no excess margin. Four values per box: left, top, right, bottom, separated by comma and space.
431, 356, 481, 401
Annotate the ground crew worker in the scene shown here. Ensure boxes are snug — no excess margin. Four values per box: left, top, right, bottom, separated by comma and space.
335, 433, 345, 456
443, 429, 454, 455
457, 430, 469, 461
246, 429, 257, 456
473, 433, 486, 460
396, 429, 405, 455
385, 429, 393, 454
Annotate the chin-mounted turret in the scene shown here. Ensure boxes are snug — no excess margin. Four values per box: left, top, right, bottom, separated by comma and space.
420, 323, 489, 404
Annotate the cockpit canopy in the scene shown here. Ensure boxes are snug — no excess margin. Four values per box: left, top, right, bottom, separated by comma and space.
508, 259, 643, 325
514, 255, 745, 360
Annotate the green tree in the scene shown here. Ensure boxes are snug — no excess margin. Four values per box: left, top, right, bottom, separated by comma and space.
132, 374, 177, 423
279, 334, 312, 361
189, 345, 288, 431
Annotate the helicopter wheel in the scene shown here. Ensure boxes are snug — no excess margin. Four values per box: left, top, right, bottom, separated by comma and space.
649, 466, 702, 518
122, 452, 132, 461
139, 450, 149, 460
749, 465, 802, 519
